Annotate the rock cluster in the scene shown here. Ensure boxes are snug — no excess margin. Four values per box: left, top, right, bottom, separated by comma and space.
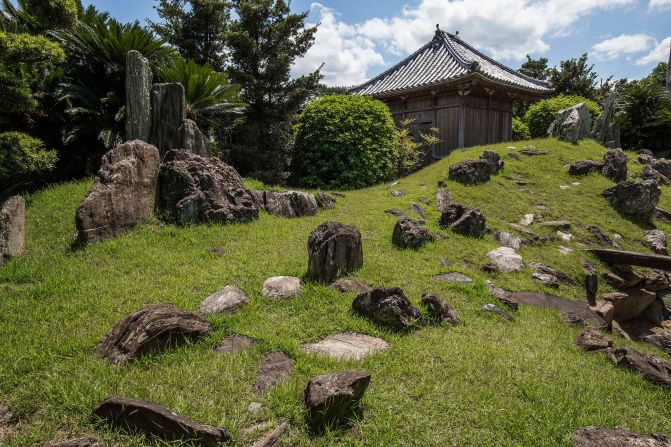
439, 204, 486, 237
392, 217, 434, 248
0, 195, 24, 264
307, 221, 363, 283
547, 102, 592, 143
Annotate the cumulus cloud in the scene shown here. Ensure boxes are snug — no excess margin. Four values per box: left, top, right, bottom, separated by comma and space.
591, 34, 654, 61
636, 36, 671, 65
649, 0, 671, 10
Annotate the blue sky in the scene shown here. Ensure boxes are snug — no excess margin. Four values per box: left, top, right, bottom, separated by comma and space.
73, 1, 671, 85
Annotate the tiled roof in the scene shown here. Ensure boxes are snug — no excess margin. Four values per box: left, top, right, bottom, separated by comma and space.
349, 29, 552, 97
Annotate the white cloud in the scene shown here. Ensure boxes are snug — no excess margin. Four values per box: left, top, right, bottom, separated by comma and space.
636, 36, 671, 65
649, 0, 671, 10
291, 3, 384, 86
591, 34, 654, 61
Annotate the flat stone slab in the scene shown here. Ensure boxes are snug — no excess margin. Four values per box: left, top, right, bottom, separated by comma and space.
432, 273, 473, 284
255, 352, 294, 394
261, 276, 303, 299
199, 285, 249, 315
302, 332, 389, 360
214, 335, 256, 353
508, 292, 607, 328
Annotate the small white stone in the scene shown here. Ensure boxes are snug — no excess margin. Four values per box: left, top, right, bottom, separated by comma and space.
486, 247, 524, 273
507, 146, 517, 149
519, 213, 535, 226
558, 245, 574, 255
559, 185, 570, 190
199, 285, 249, 315
613, 233, 623, 240
571, 182, 581, 186
557, 231, 573, 242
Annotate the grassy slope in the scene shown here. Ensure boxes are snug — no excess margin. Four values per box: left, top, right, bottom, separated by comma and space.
2, 138, 671, 446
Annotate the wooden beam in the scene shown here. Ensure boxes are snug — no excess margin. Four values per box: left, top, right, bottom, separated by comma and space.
586, 249, 671, 271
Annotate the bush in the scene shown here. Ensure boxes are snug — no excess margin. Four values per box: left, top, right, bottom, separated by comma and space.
293, 95, 398, 189
0, 132, 58, 190
511, 117, 530, 141
524, 95, 601, 138
616, 82, 671, 151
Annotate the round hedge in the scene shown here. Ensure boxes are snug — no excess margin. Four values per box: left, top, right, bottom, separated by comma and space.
511, 117, 530, 141
0, 131, 58, 185
293, 95, 398, 189
524, 95, 601, 138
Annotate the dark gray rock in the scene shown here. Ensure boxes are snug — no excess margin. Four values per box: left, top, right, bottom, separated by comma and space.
76, 141, 160, 244
581, 258, 598, 306
602, 148, 628, 182
178, 119, 209, 157
439, 204, 486, 237
642, 164, 669, 185
547, 102, 592, 143
642, 332, 671, 356
308, 221, 363, 283
255, 352, 294, 394
125, 50, 152, 141
509, 292, 607, 328
528, 263, 577, 286
410, 203, 425, 218
569, 160, 604, 176
572, 426, 671, 447
97, 303, 213, 364
94, 396, 229, 446
448, 159, 491, 184
485, 280, 519, 310
384, 209, 407, 218
610, 347, 671, 389
158, 149, 259, 225
421, 293, 461, 325
652, 159, 671, 178
588, 226, 616, 247
150, 83, 186, 157
329, 279, 372, 294
645, 230, 668, 255
304, 370, 371, 427
575, 327, 612, 352
392, 217, 434, 249
214, 335, 257, 353
602, 180, 660, 220
639, 153, 654, 164
480, 150, 504, 174
316, 192, 336, 210
255, 190, 318, 218
0, 195, 24, 264
352, 287, 421, 330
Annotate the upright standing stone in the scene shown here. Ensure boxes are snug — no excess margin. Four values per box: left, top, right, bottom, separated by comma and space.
307, 221, 363, 283
125, 50, 152, 142
150, 83, 186, 157
179, 119, 209, 157
547, 103, 592, 143
0, 195, 25, 264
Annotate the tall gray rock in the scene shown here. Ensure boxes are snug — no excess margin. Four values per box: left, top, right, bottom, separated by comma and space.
178, 119, 209, 157
125, 50, 152, 142
150, 83, 186, 157
307, 221, 363, 283
591, 93, 621, 148
548, 103, 592, 143
0, 195, 25, 264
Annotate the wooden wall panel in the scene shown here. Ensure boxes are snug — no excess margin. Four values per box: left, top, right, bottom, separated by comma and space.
434, 107, 459, 157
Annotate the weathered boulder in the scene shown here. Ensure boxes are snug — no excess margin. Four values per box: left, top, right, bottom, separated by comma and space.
436, 188, 452, 213
652, 159, 671, 178
255, 352, 293, 394
421, 293, 461, 325
590, 92, 621, 148
439, 204, 486, 237
307, 221, 363, 283
392, 217, 434, 249
352, 287, 421, 330
94, 396, 229, 446
591, 301, 615, 326
0, 195, 24, 264
329, 279, 372, 294
448, 159, 492, 184
602, 148, 628, 182
254, 190, 318, 218
588, 226, 616, 247
569, 160, 604, 176
642, 164, 669, 185
39, 438, 101, 447
158, 149, 258, 225
261, 276, 303, 299
602, 180, 660, 220
575, 327, 612, 352
643, 332, 671, 356
486, 247, 523, 273
494, 231, 522, 250
572, 426, 671, 447
150, 83, 186, 157
178, 119, 209, 157
75, 141, 160, 245
547, 102, 592, 143
302, 333, 389, 360
97, 303, 213, 364
199, 285, 249, 315
645, 229, 669, 255
602, 289, 657, 322
304, 370, 371, 427
125, 50, 152, 141
316, 192, 336, 210
610, 347, 671, 388
480, 150, 504, 174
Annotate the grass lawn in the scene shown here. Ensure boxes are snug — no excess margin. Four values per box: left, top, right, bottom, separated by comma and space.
2, 138, 671, 446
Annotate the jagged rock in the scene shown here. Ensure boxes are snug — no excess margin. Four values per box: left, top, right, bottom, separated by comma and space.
519, 213, 535, 226
307, 221, 363, 283
569, 160, 604, 176
602, 148, 628, 182
158, 150, 258, 225
352, 287, 421, 330
436, 188, 452, 213
329, 279, 372, 294
384, 209, 407, 218
178, 119, 209, 157
643, 332, 671, 356
643, 270, 671, 292
602, 180, 660, 220
640, 153, 654, 164
97, 303, 213, 364
392, 217, 434, 249
0, 195, 24, 264
494, 231, 522, 250
581, 258, 598, 306
410, 203, 425, 218
610, 347, 671, 389
572, 426, 671, 447
509, 292, 607, 328
250, 421, 289, 447
199, 285, 249, 315
261, 276, 303, 299
480, 150, 504, 174
125, 50, 152, 141
94, 396, 229, 446
421, 293, 461, 325
591, 301, 614, 326
150, 83, 186, 157
481, 303, 514, 321
485, 247, 523, 273
529, 263, 577, 286
642, 165, 669, 185
39, 438, 101, 447
302, 333, 389, 360
439, 204, 486, 237
588, 226, 616, 247
432, 273, 473, 284
533, 272, 560, 288
575, 327, 612, 352
640, 298, 666, 326
485, 280, 519, 310
448, 159, 492, 184
316, 192, 336, 210
304, 370, 371, 427
652, 159, 671, 178
645, 230, 669, 255
255, 190, 318, 218
255, 352, 294, 394
75, 141, 160, 244
590, 92, 621, 148
602, 289, 657, 322
548, 102, 592, 143
214, 335, 256, 353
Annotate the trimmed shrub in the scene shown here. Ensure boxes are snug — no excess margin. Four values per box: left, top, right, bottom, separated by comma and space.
511, 117, 530, 141
0, 132, 58, 190
293, 95, 398, 189
524, 95, 601, 138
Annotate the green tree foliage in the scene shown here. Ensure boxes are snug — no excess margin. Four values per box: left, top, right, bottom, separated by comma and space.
511, 117, 531, 141
293, 95, 400, 189
519, 55, 549, 80
642, 62, 668, 88
0, 0, 78, 33
616, 81, 671, 151
150, 0, 230, 71
547, 53, 613, 101
523, 94, 601, 138
0, 131, 58, 191
226, 0, 322, 184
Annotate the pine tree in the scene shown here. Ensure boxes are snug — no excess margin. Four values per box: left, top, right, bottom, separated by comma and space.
225, 0, 321, 184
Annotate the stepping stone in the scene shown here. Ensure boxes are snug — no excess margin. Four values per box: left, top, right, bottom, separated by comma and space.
199, 285, 249, 315
94, 396, 230, 445
485, 247, 524, 273
432, 273, 473, 284
304, 370, 371, 428
494, 231, 522, 250
39, 438, 101, 447
255, 352, 293, 394
261, 276, 303, 299
302, 333, 389, 360
508, 292, 606, 328
390, 190, 407, 196
421, 293, 461, 325
481, 303, 513, 321
572, 426, 671, 447
507, 153, 521, 161
251, 421, 289, 447
214, 335, 256, 353
329, 279, 372, 294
